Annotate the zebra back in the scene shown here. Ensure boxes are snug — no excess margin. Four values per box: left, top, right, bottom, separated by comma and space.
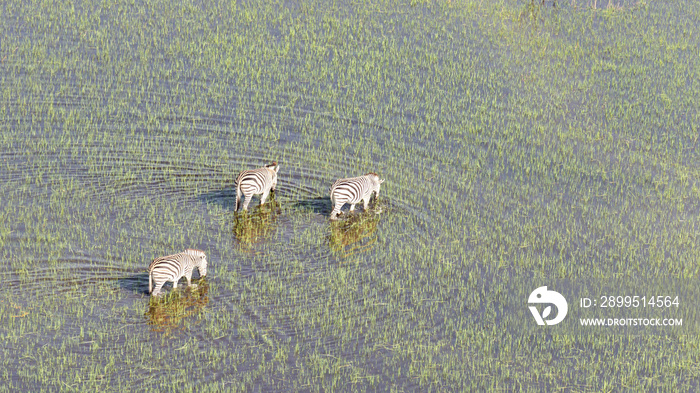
235, 162, 280, 211
330, 173, 384, 203
236, 163, 279, 190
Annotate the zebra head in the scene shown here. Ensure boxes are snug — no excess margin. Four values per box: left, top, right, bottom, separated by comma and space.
198, 254, 208, 277
365, 172, 384, 191
266, 161, 280, 189
184, 249, 207, 277
265, 161, 280, 173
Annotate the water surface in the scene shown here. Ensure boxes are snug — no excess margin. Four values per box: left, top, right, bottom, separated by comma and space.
2, 0, 700, 390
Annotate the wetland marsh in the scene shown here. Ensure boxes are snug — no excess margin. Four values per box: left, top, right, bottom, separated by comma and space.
2, 0, 700, 390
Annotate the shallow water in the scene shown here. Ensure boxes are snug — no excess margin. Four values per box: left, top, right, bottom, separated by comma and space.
2, 0, 700, 391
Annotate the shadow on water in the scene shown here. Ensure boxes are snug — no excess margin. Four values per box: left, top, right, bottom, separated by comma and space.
118, 273, 150, 295
145, 280, 210, 334
199, 187, 238, 211
291, 196, 333, 215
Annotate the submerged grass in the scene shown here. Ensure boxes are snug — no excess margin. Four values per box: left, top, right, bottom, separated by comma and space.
1, 0, 700, 390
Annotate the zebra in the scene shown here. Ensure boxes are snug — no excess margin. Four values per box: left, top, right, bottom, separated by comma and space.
329, 172, 384, 220
235, 162, 280, 212
148, 249, 208, 297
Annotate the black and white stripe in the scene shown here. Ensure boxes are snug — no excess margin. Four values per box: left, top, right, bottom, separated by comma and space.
329, 172, 384, 220
235, 162, 280, 211
148, 249, 208, 297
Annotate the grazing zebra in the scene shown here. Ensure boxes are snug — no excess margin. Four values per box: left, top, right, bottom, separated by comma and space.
329, 172, 384, 220
148, 249, 208, 297
235, 162, 280, 212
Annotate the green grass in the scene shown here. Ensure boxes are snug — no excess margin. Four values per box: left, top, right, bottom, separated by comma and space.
1, 0, 700, 390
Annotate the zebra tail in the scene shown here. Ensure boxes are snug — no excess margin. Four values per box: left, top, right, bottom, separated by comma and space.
235, 183, 240, 212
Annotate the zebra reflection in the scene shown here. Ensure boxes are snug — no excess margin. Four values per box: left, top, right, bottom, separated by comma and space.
145, 281, 210, 334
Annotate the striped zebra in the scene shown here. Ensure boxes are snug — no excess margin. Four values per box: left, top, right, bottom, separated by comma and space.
235, 162, 280, 212
148, 249, 208, 297
329, 172, 384, 220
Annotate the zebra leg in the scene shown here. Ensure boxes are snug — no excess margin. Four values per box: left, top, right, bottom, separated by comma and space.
152, 280, 165, 297
260, 189, 271, 206
241, 193, 252, 211
330, 202, 343, 220
190, 272, 198, 288
363, 198, 369, 211
185, 271, 197, 289
349, 203, 356, 212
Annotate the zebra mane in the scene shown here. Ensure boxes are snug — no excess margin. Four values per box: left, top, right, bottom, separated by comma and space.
184, 249, 206, 257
